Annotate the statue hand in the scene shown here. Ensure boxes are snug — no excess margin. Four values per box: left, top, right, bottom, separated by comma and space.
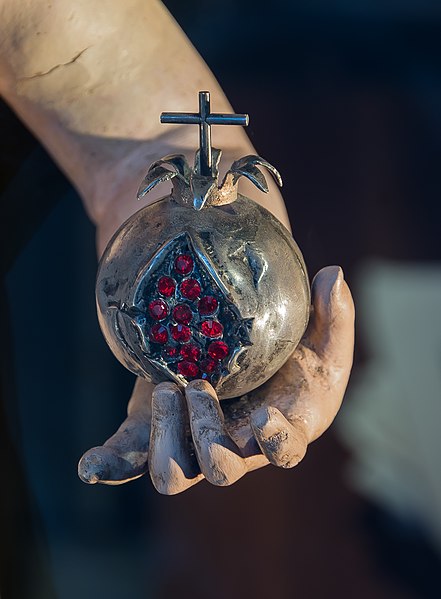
78, 265, 354, 494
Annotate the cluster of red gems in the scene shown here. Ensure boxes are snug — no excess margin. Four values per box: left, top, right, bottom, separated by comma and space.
147, 253, 230, 381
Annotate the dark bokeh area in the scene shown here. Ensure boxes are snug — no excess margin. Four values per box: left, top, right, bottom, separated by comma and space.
1, 1, 441, 598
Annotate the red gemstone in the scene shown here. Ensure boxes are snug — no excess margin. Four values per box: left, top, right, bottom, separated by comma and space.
174, 254, 194, 275
208, 341, 229, 360
180, 344, 200, 362
198, 295, 218, 316
157, 276, 176, 297
201, 320, 223, 338
170, 323, 192, 343
173, 304, 193, 324
148, 299, 168, 320
180, 278, 201, 300
200, 357, 217, 373
150, 323, 168, 344
162, 345, 177, 358
178, 360, 200, 378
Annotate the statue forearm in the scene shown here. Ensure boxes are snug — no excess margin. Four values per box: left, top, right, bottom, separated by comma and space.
0, 0, 288, 250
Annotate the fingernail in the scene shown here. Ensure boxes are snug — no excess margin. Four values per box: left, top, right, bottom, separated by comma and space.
78, 451, 107, 484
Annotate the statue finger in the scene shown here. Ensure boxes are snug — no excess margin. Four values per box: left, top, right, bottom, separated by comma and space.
291, 266, 355, 443
148, 382, 203, 495
250, 405, 307, 468
78, 378, 152, 485
304, 265, 355, 370
184, 380, 247, 486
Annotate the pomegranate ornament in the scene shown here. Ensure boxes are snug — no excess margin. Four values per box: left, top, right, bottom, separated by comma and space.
96, 92, 310, 399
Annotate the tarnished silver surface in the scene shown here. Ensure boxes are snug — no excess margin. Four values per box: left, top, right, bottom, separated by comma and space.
96, 193, 310, 399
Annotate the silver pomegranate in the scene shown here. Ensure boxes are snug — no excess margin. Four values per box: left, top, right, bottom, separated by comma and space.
96, 92, 310, 400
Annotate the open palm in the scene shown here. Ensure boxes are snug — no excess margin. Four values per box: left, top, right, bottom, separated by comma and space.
79, 265, 354, 494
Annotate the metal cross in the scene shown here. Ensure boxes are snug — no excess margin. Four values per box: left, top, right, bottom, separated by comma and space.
160, 91, 249, 177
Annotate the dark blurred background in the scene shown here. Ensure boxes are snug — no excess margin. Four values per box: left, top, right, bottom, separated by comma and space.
1, 1, 441, 598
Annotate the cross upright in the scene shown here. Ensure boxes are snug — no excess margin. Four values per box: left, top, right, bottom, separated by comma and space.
160, 91, 249, 177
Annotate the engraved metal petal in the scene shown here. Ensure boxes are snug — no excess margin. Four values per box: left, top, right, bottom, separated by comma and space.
149, 153, 192, 180
231, 163, 269, 193
230, 155, 283, 188
137, 165, 183, 199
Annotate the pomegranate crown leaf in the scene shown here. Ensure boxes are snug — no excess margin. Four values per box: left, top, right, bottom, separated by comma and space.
222, 155, 283, 193
137, 154, 190, 199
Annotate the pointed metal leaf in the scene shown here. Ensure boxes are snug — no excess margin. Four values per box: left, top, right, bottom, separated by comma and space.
149, 153, 191, 180
137, 165, 179, 199
231, 155, 283, 188
190, 174, 217, 210
231, 163, 269, 192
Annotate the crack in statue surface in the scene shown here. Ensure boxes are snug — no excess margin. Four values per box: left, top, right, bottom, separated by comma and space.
18, 46, 91, 80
